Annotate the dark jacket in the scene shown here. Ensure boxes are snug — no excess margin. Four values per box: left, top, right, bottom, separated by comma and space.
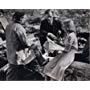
39, 18, 64, 46
40, 18, 64, 37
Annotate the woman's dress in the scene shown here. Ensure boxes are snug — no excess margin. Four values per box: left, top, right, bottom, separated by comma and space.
44, 32, 78, 80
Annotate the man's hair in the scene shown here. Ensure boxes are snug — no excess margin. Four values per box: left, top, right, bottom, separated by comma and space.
13, 11, 25, 23
44, 9, 50, 15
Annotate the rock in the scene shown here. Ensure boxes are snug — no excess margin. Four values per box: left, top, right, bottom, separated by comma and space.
64, 61, 90, 81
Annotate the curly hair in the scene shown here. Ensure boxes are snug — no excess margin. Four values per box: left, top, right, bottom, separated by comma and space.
13, 11, 25, 23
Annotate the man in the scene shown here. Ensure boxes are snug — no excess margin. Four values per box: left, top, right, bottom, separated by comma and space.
5, 12, 30, 80
39, 10, 65, 53
6, 12, 48, 80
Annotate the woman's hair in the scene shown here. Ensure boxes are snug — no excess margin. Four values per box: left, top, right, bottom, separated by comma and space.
69, 20, 76, 32
13, 11, 25, 23
64, 19, 76, 33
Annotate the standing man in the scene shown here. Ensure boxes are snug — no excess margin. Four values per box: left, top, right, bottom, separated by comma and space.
6, 12, 29, 80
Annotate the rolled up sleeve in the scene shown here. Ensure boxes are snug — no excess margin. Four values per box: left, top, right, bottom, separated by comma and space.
15, 24, 29, 49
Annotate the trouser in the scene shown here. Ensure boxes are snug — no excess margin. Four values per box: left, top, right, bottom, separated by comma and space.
6, 64, 18, 80
39, 34, 47, 47
39, 35, 47, 54
6, 62, 45, 81
6, 64, 31, 81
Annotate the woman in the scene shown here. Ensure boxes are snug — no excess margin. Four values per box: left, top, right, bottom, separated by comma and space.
44, 19, 78, 81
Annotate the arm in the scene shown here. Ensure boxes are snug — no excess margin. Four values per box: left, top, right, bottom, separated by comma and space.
15, 24, 29, 49
40, 20, 48, 35
47, 33, 57, 40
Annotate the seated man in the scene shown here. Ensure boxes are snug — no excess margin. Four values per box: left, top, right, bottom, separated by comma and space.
39, 9, 65, 53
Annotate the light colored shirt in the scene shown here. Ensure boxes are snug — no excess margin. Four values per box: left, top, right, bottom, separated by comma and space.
6, 23, 28, 65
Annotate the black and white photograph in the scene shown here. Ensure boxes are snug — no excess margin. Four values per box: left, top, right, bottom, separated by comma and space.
0, 9, 89, 81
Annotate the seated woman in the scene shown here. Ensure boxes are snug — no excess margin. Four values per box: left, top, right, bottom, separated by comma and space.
44, 19, 78, 81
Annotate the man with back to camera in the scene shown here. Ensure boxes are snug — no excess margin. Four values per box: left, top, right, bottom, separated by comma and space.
6, 11, 30, 80
6, 11, 49, 80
